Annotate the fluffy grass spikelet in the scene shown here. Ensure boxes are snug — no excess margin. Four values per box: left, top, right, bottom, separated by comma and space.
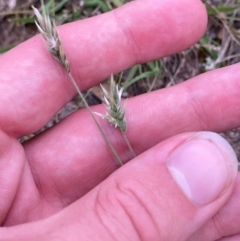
33, 4, 124, 166
32, 6, 70, 72
98, 75, 127, 132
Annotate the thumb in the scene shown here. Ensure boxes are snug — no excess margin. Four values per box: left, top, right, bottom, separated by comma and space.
1, 132, 238, 241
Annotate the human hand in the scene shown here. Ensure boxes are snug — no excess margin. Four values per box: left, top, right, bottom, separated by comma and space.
0, 0, 240, 240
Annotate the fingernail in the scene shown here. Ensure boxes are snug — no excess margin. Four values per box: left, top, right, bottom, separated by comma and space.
167, 132, 238, 205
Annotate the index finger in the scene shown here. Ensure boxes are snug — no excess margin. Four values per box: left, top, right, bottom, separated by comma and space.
0, 0, 207, 137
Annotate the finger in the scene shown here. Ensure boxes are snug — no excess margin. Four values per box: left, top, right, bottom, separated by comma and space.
188, 174, 240, 240
25, 63, 240, 201
0, 0, 207, 137
1, 132, 238, 240
0, 130, 26, 224
5, 62, 240, 225
218, 235, 240, 241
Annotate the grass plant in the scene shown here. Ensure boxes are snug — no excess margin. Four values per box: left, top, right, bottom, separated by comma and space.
32, 4, 123, 166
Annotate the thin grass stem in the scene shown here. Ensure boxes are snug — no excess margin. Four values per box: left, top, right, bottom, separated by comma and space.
68, 73, 123, 166
121, 131, 136, 158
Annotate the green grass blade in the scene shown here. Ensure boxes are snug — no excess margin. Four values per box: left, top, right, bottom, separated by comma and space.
123, 70, 159, 90
0, 45, 15, 54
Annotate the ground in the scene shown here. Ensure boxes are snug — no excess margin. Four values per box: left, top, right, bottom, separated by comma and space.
0, 0, 240, 162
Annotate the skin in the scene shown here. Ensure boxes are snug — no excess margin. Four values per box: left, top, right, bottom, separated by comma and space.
0, 0, 240, 240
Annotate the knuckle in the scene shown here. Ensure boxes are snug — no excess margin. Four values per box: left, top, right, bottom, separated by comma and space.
93, 179, 161, 241
112, 10, 141, 64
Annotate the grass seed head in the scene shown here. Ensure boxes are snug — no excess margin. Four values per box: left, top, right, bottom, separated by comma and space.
32, 5, 70, 72
97, 75, 127, 132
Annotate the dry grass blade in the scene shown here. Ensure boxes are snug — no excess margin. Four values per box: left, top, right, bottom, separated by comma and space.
205, 0, 240, 46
